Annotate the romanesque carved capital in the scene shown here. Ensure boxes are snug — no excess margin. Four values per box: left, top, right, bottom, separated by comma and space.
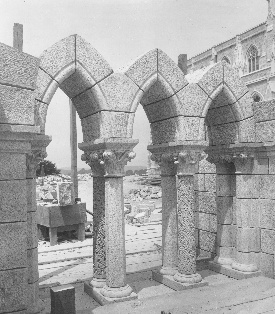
151, 152, 178, 176
81, 149, 136, 177
175, 150, 205, 175
26, 150, 47, 178
207, 153, 234, 165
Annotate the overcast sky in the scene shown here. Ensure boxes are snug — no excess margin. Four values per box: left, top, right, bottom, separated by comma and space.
1, 0, 267, 169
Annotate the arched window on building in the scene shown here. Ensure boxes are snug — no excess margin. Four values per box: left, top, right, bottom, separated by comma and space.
222, 56, 230, 64
247, 46, 259, 73
252, 91, 263, 102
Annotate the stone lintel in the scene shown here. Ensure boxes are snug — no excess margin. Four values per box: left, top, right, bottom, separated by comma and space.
152, 270, 208, 291
84, 282, 137, 306
208, 261, 262, 280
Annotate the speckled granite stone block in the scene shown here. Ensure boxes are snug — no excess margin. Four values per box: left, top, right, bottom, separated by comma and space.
81, 112, 134, 142
27, 212, 38, 250
98, 73, 141, 112
40, 35, 75, 79
204, 173, 216, 191
141, 78, 175, 105
34, 100, 48, 132
261, 229, 275, 254
260, 252, 274, 278
217, 224, 234, 247
199, 230, 216, 252
0, 85, 34, 125
216, 175, 235, 196
235, 199, 260, 228
151, 116, 204, 144
237, 92, 254, 119
34, 68, 58, 104
197, 63, 223, 97
209, 122, 238, 145
72, 85, 105, 119
223, 64, 248, 100
196, 192, 216, 214
0, 222, 27, 270
253, 99, 275, 123
210, 89, 229, 108
198, 213, 217, 232
27, 248, 39, 284
199, 158, 216, 173
236, 227, 261, 253
258, 175, 275, 199
0, 153, 26, 180
216, 196, 233, 224
0, 43, 39, 89
144, 95, 179, 123
0, 180, 27, 223
239, 117, 256, 143
176, 83, 209, 117
125, 49, 157, 89
0, 268, 27, 313
207, 104, 236, 126
194, 174, 205, 191
256, 120, 275, 142
236, 175, 260, 198
259, 199, 275, 229
57, 182, 74, 206
76, 35, 113, 82
158, 49, 188, 93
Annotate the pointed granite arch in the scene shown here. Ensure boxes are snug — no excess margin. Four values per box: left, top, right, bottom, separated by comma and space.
34, 34, 113, 133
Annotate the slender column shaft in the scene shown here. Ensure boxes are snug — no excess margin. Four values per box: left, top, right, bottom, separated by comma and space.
177, 174, 196, 275
105, 177, 126, 288
161, 175, 178, 275
91, 177, 106, 286
70, 99, 78, 199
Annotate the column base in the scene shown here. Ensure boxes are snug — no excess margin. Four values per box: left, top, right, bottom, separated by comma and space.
84, 282, 137, 306
159, 266, 178, 276
209, 261, 262, 280
214, 256, 233, 266
174, 272, 202, 284
90, 277, 106, 288
231, 262, 258, 273
152, 270, 208, 291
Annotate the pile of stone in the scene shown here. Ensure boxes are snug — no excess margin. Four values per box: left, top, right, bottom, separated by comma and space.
125, 185, 162, 202
36, 174, 72, 203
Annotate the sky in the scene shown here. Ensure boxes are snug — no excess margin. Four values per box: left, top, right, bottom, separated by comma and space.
0, 0, 267, 169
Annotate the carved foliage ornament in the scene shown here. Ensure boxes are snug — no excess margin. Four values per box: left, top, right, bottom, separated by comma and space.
81, 150, 136, 176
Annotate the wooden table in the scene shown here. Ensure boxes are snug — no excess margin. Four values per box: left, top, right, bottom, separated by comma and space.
37, 203, 87, 246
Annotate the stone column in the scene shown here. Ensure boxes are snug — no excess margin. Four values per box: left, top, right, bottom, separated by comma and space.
80, 139, 138, 300
151, 153, 178, 275
231, 152, 260, 273
174, 151, 203, 284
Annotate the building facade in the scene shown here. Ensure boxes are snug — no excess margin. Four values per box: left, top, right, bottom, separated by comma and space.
187, 0, 275, 102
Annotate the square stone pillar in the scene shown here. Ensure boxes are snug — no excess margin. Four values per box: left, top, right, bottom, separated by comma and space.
80, 138, 138, 304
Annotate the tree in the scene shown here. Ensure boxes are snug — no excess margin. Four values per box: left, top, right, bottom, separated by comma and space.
36, 160, 61, 177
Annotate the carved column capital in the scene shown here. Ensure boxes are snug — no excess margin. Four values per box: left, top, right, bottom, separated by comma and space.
175, 150, 206, 175
81, 149, 136, 177
26, 150, 47, 178
232, 152, 255, 174
151, 152, 178, 176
